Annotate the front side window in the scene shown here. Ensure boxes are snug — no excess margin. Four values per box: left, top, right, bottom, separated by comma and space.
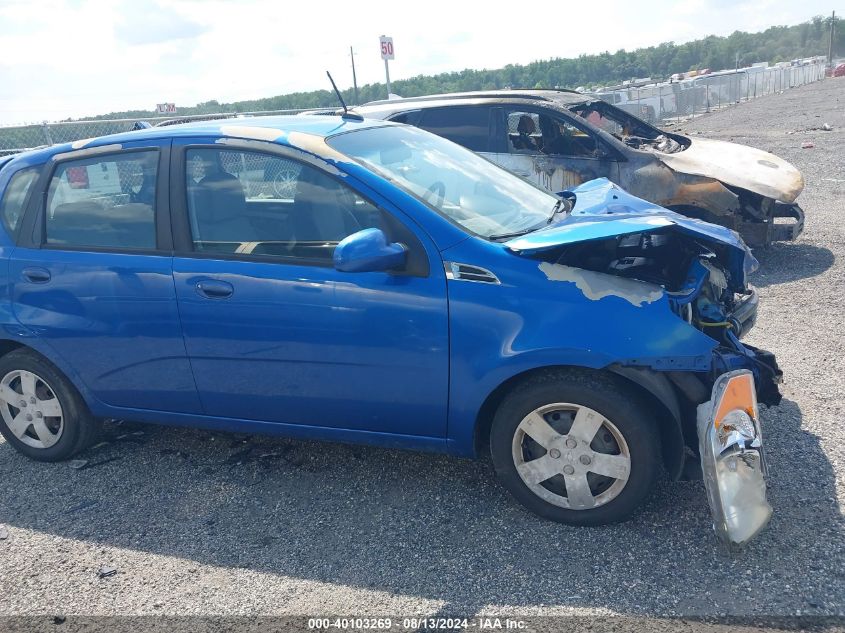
328, 125, 558, 239
185, 148, 383, 262
416, 106, 492, 152
1, 167, 39, 237
506, 109, 599, 158
45, 151, 158, 249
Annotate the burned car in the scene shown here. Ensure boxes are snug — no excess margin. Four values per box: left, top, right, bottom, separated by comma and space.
0, 116, 780, 545
353, 90, 805, 246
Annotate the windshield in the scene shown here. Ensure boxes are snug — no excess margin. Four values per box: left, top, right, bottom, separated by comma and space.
569, 101, 686, 154
328, 125, 557, 238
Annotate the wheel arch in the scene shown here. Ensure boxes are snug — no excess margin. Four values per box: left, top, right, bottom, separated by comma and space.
0, 338, 98, 413
473, 364, 687, 479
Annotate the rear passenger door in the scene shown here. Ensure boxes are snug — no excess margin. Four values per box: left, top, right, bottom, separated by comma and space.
8, 141, 202, 414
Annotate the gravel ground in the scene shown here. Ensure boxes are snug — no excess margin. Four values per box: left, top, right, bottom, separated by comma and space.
0, 78, 843, 622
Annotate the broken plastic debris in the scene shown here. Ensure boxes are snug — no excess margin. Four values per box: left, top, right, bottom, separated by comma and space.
801, 141, 815, 149
822, 123, 832, 131
160, 449, 189, 459
97, 566, 117, 578
0, 525, 8, 540
69, 457, 121, 471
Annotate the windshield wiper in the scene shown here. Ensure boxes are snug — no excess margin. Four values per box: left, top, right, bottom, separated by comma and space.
489, 197, 571, 241
488, 227, 539, 241
547, 198, 567, 224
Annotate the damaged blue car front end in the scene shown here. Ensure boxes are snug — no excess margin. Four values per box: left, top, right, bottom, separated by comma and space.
497, 178, 780, 544
505, 178, 781, 397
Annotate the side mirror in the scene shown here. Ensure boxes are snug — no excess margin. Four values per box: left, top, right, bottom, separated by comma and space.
333, 228, 406, 273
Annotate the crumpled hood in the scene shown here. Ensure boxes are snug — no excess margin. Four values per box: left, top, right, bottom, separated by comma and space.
505, 178, 758, 289
660, 136, 804, 203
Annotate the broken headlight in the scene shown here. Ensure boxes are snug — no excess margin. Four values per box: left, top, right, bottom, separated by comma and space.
697, 370, 772, 547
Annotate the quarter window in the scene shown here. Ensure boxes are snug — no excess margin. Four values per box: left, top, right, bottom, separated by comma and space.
416, 107, 492, 152
185, 148, 384, 263
45, 151, 158, 250
1, 167, 39, 236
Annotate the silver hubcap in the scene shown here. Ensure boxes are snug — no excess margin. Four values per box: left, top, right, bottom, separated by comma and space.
0, 370, 64, 449
512, 403, 631, 510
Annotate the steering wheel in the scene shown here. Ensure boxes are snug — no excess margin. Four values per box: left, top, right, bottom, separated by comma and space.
422, 181, 446, 207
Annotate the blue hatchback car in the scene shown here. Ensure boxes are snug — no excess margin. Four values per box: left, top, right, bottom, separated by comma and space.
0, 115, 781, 544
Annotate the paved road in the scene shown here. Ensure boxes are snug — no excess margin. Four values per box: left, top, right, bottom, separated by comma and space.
0, 78, 843, 619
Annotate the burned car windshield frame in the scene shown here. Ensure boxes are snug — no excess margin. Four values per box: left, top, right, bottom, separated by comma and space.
328, 125, 558, 239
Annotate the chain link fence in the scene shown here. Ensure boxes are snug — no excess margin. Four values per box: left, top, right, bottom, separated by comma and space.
0, 109, 305, 157
595, 61, 827, 126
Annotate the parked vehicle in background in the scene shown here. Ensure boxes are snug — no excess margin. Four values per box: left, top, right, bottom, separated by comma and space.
353, 90, 805, 246
0, 116, 781, 544
826, 63, 845, 78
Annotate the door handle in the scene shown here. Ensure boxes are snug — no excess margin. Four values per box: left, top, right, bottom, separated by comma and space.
195, 279, 234, 299
22, 267, 51, 284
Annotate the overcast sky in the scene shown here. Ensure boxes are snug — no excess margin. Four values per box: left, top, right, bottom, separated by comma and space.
0, 0, 836, 125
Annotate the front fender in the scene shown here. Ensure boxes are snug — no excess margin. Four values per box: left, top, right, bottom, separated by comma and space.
442, 238, 719, 458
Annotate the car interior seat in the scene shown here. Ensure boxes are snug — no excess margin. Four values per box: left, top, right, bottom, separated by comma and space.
191, 155, 252, 244
292, 168, 361, 246
511, 115, 538, 151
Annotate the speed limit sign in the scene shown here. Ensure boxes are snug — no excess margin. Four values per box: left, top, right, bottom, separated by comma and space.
379, 36, 395, 60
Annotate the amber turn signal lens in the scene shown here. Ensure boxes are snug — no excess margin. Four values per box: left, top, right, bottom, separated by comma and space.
713, 372, 757, 430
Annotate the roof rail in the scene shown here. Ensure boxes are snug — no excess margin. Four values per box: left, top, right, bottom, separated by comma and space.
360, 89, 585, 108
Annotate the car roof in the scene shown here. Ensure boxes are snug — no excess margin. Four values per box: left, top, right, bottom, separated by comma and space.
4, 115, 390, 167
354, 89, 589, 116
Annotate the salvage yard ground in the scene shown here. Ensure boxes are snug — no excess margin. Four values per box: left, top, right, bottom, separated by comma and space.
0, 78, 843, 620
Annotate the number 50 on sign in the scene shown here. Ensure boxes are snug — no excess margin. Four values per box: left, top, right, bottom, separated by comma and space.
379, 36, 394, 60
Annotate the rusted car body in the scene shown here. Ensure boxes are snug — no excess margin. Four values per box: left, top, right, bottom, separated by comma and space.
354, 91, 805, 246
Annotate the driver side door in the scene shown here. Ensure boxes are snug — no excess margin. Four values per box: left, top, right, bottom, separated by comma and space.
170, 139, 450, 440
491, 107, 620, 192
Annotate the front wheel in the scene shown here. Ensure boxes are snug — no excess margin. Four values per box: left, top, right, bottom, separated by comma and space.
490, 370, 661, 526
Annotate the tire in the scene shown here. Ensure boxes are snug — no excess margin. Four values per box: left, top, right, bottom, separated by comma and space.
0, 348, 99, 462
490, 369, 661, 526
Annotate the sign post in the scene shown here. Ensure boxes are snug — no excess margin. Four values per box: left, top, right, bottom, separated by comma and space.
379, 35, 394, 98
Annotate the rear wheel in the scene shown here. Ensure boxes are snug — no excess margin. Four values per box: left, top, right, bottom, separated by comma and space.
0, 349, 98, 462
490, 369, 661, 525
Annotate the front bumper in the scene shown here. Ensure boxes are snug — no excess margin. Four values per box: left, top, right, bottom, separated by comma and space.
697, 370, 772, 547
737, 202, 805, 245
772, 202, 805, 242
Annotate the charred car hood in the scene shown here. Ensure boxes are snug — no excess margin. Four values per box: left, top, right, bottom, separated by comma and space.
505, 178, 758, 288
660, 136, 804, 203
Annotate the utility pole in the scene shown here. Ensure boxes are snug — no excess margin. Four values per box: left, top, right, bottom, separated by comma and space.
735, 52, 739, 71
829, 11, 836, 65
350, 46, 359, 105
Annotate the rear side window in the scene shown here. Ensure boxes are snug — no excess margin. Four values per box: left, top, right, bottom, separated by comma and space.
416, 107, 492, 152
0, 167, 39, 237
45, 151, 158, 250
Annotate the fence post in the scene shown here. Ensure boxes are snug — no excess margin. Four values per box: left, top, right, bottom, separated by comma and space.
41, 121, 53, 145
